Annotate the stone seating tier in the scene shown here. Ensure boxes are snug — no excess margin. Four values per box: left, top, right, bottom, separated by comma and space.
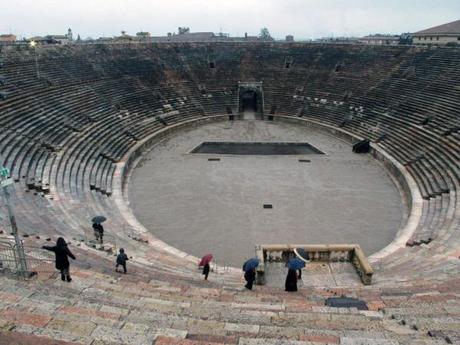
0, 42, 459, 344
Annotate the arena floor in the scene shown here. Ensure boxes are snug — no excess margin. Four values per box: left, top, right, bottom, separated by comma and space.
128, 120, 404, 267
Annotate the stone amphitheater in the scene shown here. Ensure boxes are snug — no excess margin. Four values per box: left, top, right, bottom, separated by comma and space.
0, 42, 459, 345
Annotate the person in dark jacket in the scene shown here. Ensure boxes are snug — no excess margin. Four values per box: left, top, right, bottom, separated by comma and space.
202, 262, 210, 280
285, 268, 298, 292
92, 222, 104, 244
115, 248, 128, 274
244, 268, 256, 290
42, 237, 76, 282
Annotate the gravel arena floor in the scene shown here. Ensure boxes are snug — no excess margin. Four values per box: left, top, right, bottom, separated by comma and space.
128, 120, 404, 267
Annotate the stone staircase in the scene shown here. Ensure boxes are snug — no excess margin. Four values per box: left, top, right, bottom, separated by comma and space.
1, 241, 459, 345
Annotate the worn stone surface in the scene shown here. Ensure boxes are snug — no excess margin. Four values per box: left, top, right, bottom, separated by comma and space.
299, 334, 340, 344
224, 322, 260, 334
237, 338, 310, 345
154, 336, 223, 345
0, 332, 81, 345
129, 120, 403, 266
0, 252, 458, 345
340, 338, 399, 345
0, 310, 52, 328
91, 325, 155, 345
46, 319, 96, 337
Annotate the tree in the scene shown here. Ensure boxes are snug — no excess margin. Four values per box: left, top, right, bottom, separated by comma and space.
398, 33, 412, 45
259, 27, 273, 41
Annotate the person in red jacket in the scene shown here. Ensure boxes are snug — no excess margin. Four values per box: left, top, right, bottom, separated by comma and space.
42, 237, 76, 282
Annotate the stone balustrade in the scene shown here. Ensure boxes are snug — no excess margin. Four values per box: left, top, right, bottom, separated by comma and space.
255, 244, 374, 285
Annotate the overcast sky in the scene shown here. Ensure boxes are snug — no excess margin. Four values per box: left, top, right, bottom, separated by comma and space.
0, 0, 459, 40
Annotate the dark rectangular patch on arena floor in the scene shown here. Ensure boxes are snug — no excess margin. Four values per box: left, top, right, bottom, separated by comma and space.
191, 142, 324, 155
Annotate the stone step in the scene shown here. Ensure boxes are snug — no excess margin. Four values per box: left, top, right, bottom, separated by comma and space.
0, 331, 81, 345
0, 289, 442, 345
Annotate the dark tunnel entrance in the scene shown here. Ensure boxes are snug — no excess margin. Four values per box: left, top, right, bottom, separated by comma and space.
241, 90, 258, 112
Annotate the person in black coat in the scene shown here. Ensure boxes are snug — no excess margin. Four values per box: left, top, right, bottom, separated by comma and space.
42, 237, 76, 282
202, 262, 210, 280
285, 268, 298, 292
92, 222, 104, 244
116, 248, 129, 274
244, 268, 256, 290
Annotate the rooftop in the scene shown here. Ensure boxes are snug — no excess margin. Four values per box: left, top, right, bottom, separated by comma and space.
414, 19, 460, 35
361, 35, 400, 40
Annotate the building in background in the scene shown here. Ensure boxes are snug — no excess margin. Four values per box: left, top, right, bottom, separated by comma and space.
314, 36, 359, 44
0, 34, 16, 45
359, 35, 400, 45
412, 19, 460, 45
46, 28, 73, 45
114, 31, 134, 43
29, 28, 74, 45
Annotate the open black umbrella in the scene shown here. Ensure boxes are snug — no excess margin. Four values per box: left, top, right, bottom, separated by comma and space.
92, 215, 107, 223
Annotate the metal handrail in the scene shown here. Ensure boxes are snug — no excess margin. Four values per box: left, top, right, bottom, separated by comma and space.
211, 261, 230, 273
0, 239, 18, 273
0, 240, 57, 276
21, 244, 55, 273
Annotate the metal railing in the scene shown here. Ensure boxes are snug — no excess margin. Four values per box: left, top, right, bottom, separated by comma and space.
211, 260, 230, 273
0, 240, 19, 273
22, 244, 55, 273
0, 240, 55, 276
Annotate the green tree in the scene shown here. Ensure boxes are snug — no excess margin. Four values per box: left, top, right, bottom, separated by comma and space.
259, 27, 273, 41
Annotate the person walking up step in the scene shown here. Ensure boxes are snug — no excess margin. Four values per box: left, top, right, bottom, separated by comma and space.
115, 248, 129, 274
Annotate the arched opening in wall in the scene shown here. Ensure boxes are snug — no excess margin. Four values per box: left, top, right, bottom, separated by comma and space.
241, 90, 258, 112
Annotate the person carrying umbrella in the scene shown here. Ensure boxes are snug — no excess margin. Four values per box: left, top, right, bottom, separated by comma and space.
42, 237, 76, 282
288, 257, 306, 280
244, 268, 256, 290
285, 268, 298, 292
285, 257, 305, 292
199, 254, 213, 280
92, 216, 106, 244
242, 258, 259, 290
293, 248, 309, 280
